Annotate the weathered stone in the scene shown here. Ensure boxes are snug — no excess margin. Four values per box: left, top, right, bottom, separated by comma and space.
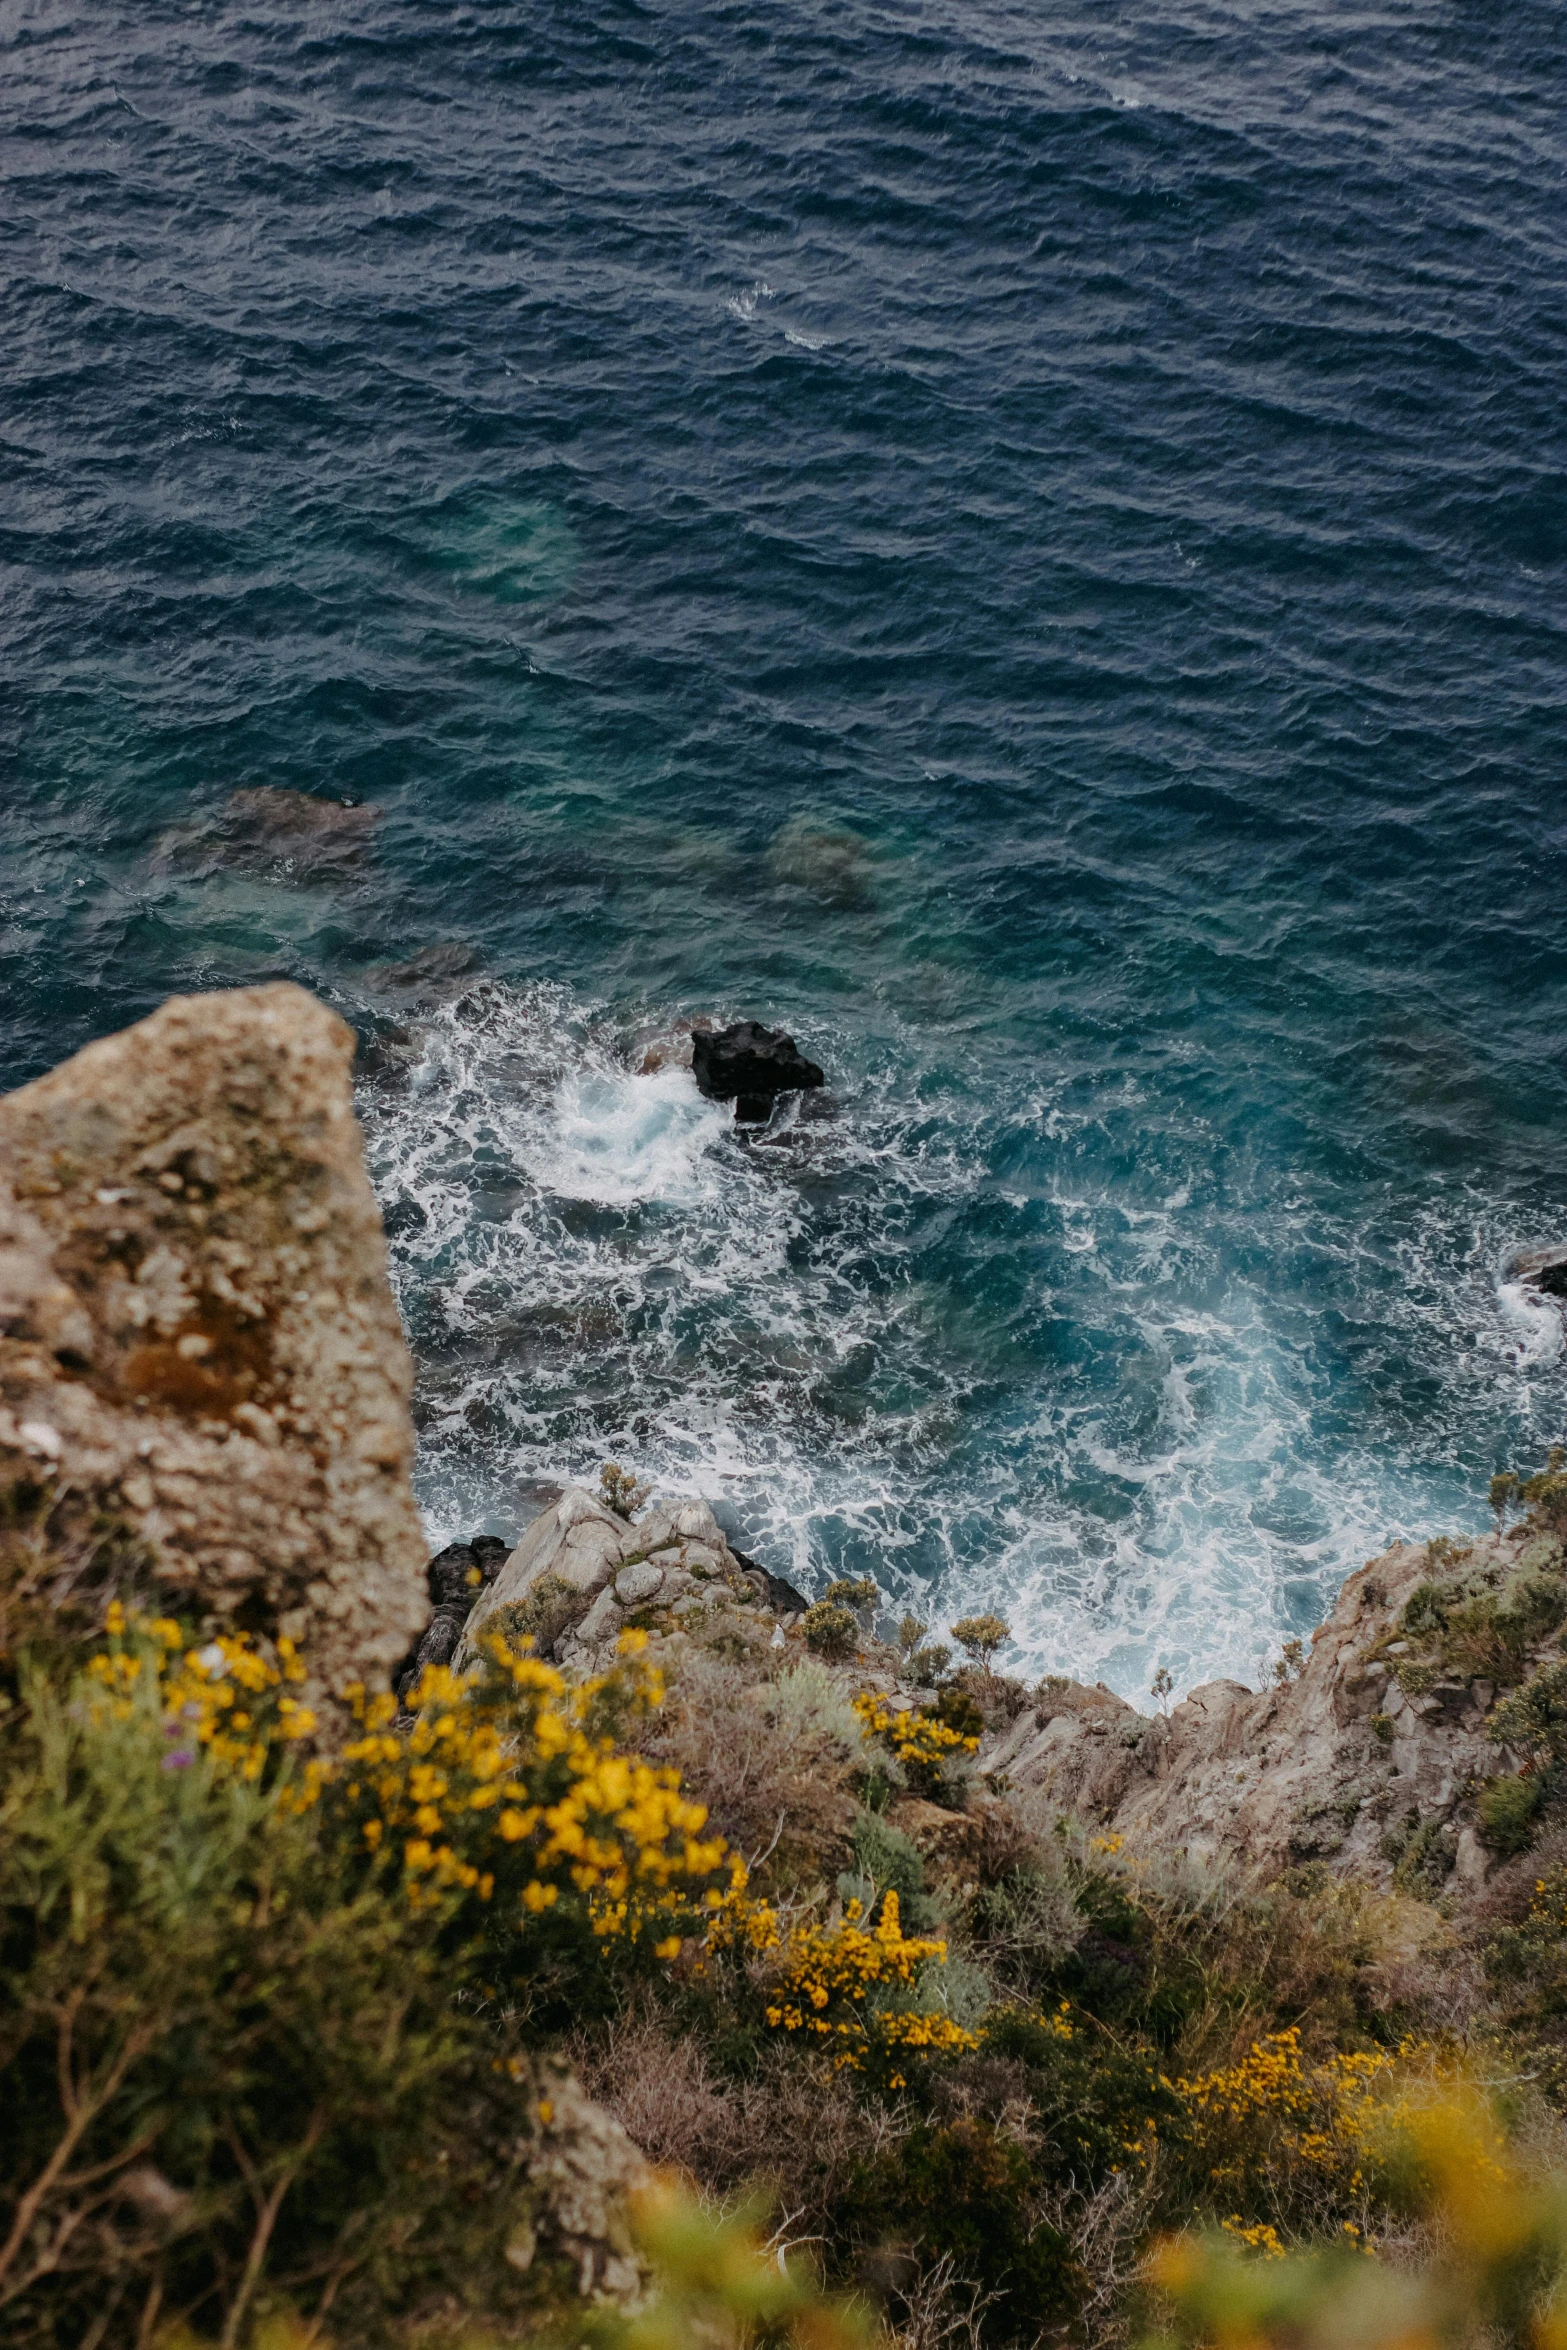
575, 1584, 624, 1645
0, 984, 426, 1687
517, 2061, 651, 2304
638, 1498, 728, 1552
983, 1532, 1534, 1900
615, 1560, 665, 1606
460, 1489, 634, 1665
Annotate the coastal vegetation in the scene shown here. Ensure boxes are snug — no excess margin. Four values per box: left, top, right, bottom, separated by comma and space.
8, 983, 1567, 2347
10, 1467, 1567, 2348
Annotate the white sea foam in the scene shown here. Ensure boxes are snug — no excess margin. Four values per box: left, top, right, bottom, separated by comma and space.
726, 280, 776, 322
1497, 1277, 1565, 1369
359, 983, 1567, 1707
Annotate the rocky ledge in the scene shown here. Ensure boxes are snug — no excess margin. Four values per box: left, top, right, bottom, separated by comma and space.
984, 1522, 1566, 1905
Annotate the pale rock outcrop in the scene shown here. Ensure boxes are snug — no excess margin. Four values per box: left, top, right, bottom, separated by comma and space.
0, 984, 427, 1685
985, 1528, 1548, 1895
509, 2061, 651, 2304
457, 1486, 798, 1672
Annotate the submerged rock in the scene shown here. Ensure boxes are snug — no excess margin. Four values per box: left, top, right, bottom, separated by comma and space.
366, 940, 486, 1002
767, 817, 875, 909
0, 983, 427, 1685
691, 1021, 825, 1120
156, 786, 380, 882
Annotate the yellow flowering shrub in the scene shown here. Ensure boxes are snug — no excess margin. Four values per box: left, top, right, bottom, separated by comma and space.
338, 1631, 729, 1955
4, 1607, 629, 2347
1144, 2085, 1567, 2349
705, 1884, 978, 2087
1170, 2026, 1417, 2232
852, 1690, 977, 1798
83, 1608, 732, 1978
86, 1598, 324, 1801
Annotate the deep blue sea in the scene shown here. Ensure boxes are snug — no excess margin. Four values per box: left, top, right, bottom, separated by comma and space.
6, 0, 1567, 1697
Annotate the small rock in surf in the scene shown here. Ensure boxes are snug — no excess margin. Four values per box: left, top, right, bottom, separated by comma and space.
1507, 1244, 1567, 1301
691, 1021, 825, 1121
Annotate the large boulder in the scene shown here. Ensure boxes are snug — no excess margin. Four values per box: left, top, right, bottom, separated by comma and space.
456, 1486, 792, 1672
0, 983, 427, 1687
690, 1021, 825, 1122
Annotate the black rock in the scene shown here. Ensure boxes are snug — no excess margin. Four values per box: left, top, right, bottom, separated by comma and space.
1509, 1245, 1567, 1301
394, 1533, 511, 1705
730, 1546, 810, 1619
691, 1021, 825, 1107
471, 1535, 509, 1583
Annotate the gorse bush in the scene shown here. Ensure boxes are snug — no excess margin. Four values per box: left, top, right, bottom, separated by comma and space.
851, 1693, 977, 1803
0, 1609, 730, 2346
1141, 2085, 1567, 2350
802, 1602, 859, 1660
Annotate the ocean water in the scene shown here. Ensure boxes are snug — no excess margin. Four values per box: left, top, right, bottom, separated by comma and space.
5, 0, 1566, 1698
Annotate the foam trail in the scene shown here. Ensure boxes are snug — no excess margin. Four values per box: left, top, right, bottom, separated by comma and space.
359, 984, 1567, 1705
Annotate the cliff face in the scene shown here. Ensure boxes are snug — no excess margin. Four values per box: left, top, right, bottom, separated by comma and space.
0, 984, 427, 1686
985, 1524, 1557, 1902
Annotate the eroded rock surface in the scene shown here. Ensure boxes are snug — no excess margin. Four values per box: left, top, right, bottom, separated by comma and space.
0, 983, 427, 1685
985, 1526, 1559, 1898
457, 1486, 804, 1673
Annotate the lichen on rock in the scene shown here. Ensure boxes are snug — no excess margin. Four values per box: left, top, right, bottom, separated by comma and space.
0, 982, 426, 1686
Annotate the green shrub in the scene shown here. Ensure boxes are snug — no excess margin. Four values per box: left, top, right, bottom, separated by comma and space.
1479, 1772, 1544, 1856
844, 2118, 1078, 2340
838, 1809, 940, 1933
1388, 1815, 1452, 1895
951, 1614, 1010, 1673
490, 1567, 583, 1655
802, 1602, 858, 1660
1401, 1581, 1451, 1638
980, 2005, 1181, 2184
822, 1577, 878, 1616
0, 1611, 727, 2345
1491, 1662, 1567, 1762
1522, 1457, 1567, 1539
598, 1461, 651, 1520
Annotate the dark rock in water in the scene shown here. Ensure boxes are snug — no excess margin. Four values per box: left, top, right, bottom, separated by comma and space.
395, 1532, 512, 1704
692, 1021, 825, 1108
730, 1546, 809, 1619
1507, 1245, 1567, 1300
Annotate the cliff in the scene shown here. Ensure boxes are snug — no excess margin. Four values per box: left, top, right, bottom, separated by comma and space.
5, 985, 1566, 2350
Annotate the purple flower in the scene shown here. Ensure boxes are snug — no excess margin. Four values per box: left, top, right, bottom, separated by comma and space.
161, 1749, 195, 1771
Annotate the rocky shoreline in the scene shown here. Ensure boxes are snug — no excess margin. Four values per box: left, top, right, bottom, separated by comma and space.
4, 981, 1555, 1913
6, 982, 1567, 2346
